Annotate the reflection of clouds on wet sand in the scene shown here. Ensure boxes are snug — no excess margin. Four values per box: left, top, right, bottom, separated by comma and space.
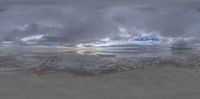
0, 45, 199, 76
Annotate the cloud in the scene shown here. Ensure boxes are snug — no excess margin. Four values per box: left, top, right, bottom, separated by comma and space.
0, 4, 199, 46
21, 34, 45, 42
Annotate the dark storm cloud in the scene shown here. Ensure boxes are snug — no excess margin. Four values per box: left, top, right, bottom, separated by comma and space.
0, 0, 200, 45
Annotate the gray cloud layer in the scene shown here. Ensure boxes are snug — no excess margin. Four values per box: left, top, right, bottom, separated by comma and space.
0, 2, 200, 45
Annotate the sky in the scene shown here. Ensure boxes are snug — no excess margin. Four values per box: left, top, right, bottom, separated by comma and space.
0, 0, 200, 46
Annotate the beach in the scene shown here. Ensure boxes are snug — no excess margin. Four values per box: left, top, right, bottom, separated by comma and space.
0, 66, 200, 99
0, 1, 200, 98
0, 46, 199, 99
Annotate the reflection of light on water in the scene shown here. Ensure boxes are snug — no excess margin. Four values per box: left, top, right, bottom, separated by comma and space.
57, 44, 103, 55
0, 42, 199, 74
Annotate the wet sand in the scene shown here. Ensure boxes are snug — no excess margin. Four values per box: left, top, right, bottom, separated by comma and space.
0, 46, 199, 99
0, 66, 200, 99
